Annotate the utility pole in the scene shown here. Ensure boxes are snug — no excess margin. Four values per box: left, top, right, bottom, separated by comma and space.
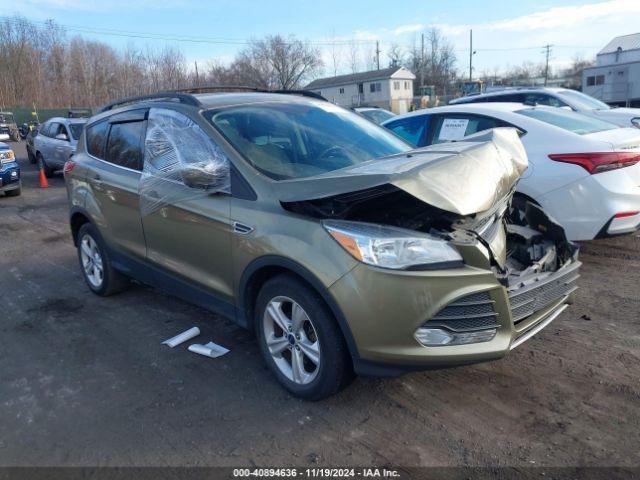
469, 29, 473, 81
543, 44, 552, 86
375, 40, 380, 70
420, 33, 425, 93
194, 61, 200, 86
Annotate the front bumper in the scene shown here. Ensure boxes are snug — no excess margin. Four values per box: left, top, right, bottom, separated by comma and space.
0, 162, 20, 191
330, 258, 579, 374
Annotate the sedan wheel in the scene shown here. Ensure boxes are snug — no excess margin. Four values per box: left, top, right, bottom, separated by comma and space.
263, 296, 321, 385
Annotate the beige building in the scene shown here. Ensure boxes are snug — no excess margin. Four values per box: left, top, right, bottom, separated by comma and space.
306, 67, 416, 114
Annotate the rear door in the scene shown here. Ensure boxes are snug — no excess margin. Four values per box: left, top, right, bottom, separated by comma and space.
83, 110, 147, 260
139, 107, 234, 308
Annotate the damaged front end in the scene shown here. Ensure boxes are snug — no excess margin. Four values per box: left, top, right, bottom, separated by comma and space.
280, 128, 580, 347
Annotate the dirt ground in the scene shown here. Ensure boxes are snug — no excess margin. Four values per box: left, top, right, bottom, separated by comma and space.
1, 142, 639, 469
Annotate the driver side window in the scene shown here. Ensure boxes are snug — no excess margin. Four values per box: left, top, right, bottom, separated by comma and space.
139, 108, 231, 217
143, 108, 231, 190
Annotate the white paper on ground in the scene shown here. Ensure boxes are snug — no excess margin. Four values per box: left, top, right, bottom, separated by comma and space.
188, 341, 230, 358
438, 118, 469, 141
162, 327, 200, 348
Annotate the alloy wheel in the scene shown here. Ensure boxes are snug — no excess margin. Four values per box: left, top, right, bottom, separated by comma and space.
262, 296, 321, 385
80, 234, 104, 288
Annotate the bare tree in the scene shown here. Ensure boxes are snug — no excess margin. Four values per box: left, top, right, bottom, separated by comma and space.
347, 40, 360, 74
387, 43, 403, 68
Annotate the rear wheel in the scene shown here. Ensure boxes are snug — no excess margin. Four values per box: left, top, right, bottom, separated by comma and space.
255, 274, 353, 400
77, 223, 129, 296
37, 153, 53, 178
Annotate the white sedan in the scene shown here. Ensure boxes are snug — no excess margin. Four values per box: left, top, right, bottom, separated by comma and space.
382, 103, 640, 241
449, 87, 640, 129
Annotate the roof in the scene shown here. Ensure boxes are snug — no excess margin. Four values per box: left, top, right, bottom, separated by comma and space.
393, 102, 533, 121
305, 67, 415, 90
44, 117, 88, 124
449, 87, 566, 104
598, 32, 640, 55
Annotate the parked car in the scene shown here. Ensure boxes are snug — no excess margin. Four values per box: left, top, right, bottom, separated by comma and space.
383, 103, 640, 241
65, 92, 580, 399
353, 106, 396, 125
0, 112, 20, 142
0, 142, 21, 196
26, 127, 38, 164
449, 87, 640, 129
34, 117, 87, 176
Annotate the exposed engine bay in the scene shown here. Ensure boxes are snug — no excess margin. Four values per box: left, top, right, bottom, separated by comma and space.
282, 184, 579, 287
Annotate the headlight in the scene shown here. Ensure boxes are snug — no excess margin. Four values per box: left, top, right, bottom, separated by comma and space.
0, 149, 15, 164
631, 117, 640, 129
323, 220, 463, 270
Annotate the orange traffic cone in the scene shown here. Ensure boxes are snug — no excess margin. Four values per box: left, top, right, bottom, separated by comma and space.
38, 165, 49, 188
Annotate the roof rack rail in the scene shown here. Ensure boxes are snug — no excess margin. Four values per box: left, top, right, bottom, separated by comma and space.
175, 85, 328, 101
98, 92, 201, 113
98, 86, 329, 114
175, 85, 260, 94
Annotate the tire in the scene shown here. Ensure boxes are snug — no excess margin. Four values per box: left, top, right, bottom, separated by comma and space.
5, 183, 21, 197
27, 148, 36, 164
76, 223, 129, 296
255, 274, 353, 400
36, 153, 53, 178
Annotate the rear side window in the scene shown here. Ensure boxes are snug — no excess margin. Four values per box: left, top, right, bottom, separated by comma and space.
385, 116, 428, 147
516, 108, 616, 135
430, 114, 508, 144
86, 121, 109, 158
105, 121, 145, 171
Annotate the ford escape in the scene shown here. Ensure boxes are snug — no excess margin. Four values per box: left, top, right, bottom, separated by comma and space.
65, 91, 580, 399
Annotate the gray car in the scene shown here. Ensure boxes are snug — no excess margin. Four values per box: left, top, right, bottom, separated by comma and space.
34, 117, 87, 176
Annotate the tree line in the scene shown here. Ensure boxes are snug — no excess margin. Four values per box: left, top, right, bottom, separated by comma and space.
0, 16, 325, 109
0, 15, 593, 110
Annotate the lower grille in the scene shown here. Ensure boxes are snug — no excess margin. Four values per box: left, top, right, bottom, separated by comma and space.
508, 261, 580, 324
428, 291, 498, 332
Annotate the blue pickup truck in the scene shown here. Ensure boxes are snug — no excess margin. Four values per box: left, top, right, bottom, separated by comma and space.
0, 142, 20, 197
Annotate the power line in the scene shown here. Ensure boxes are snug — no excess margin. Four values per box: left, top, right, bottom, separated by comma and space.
0, 15, 603, 52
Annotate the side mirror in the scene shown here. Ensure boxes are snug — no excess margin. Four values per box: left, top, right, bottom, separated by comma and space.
55, 133, 69, 141
180, 161, 229, 190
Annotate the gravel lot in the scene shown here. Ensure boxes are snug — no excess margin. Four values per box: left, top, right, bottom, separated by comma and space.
1, 142, 639, 469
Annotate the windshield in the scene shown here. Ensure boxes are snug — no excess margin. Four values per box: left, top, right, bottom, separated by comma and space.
558, 90, 610, 110
517, 108, 617, 135
207, 101, 411, 179
69, 123, 85, 140
359, 109, 395, 125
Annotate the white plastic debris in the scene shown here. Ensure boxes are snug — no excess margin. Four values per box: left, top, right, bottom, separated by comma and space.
162, 327, 200, 348
188, 341, 229, 358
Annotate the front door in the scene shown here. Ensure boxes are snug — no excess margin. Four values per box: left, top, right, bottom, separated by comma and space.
140, 107, 234, 307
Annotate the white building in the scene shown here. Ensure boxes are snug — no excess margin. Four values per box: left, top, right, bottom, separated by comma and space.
582, 33, 640, 107
306, 67, 416, 114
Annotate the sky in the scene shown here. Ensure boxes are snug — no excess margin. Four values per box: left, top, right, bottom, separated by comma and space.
1, 0, 639, 78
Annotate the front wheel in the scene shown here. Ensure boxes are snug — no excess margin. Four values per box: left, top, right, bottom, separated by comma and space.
5, 183, 21, 196
77, 223, 129, 296
255, 275, 353, 400
27, 148, 36, 164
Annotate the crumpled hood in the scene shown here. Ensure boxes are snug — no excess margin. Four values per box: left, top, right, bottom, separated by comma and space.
278, 128, 529, 216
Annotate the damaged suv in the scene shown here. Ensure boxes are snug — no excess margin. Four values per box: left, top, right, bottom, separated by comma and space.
65, 91, 580, 399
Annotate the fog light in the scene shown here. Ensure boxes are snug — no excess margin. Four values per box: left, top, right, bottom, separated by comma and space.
415, 327, 497, 346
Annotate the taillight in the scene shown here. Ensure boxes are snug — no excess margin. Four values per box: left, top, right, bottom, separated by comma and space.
548, 152, 640, 174
63, 161, 76, 174
614, 211, 640, 218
